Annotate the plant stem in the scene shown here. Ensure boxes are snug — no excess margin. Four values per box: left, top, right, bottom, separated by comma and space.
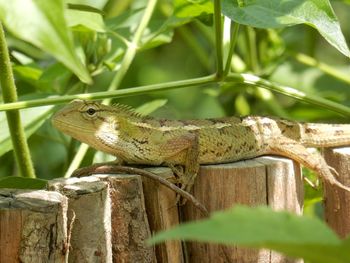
226, 73, 350, 117
0, 75, 217, 111
64, 143, 90, 178
106, 0, 158, 99
2, 72, 350, 117
244, 26, 260, 74
293, 52, 350, 85
0, 23, 35, 178
213, 0, 223, 79
223, 22, 240, 76
178, 26, 211, 72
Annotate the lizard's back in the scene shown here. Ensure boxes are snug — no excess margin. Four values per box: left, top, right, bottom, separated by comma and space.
194, 116, 350, 164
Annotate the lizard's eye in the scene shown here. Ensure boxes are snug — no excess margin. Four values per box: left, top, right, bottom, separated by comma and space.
86, 108, 96, 116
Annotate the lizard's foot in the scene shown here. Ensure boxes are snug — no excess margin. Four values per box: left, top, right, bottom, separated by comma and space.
177, 174, 198, 205
328, 165, 339, 177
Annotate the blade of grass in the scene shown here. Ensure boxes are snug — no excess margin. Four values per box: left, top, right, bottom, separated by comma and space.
0, 22, 35, 178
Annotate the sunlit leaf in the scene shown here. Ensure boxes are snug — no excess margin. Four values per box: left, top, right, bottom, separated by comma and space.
0, 0, 92, 83
136, 99, 168, 115
174, 0, 213, 18
66, 7, 105, 32
222, 0, 350, 57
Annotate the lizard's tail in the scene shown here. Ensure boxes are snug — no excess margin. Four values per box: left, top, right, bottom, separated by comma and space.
301, 123, 350, 147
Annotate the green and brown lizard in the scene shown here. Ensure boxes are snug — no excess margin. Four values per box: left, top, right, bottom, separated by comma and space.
52, 99, 350, 193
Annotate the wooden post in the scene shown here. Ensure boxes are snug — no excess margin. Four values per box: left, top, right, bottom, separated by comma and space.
94, 174, 156, 263
142, 167, 183, 263
48, 177, 113, 263
323, 147, 350, 238
0, 189, 68, 263
181, 156, 304, 263
0, 156, 306, 263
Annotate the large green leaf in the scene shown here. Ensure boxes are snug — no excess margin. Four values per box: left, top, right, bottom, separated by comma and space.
222, 0, 350, 57
0, 105, 54, 156
149, 206, 350, 263
0, 0, 92, 83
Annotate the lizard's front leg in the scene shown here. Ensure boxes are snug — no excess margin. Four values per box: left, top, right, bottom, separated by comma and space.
163, 132, 200, 198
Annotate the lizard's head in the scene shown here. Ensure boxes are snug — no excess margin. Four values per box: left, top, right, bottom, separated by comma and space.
52, 99, 131, 152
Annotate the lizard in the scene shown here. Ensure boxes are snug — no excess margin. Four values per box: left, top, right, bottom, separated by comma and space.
52, 99, 350, 195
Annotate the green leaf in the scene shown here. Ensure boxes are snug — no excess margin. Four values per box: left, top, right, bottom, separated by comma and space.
0, 177, 47, 189
174, 0, 213, 18
149, 206, 350, 263
135, 99, 168, 115
0, 0, 92, 83
222, 0, 350, 57
0, 105, 55, 156
66, 8, 106, 32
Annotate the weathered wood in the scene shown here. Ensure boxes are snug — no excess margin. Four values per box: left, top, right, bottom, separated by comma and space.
0, 156, 308, 263
324, 147, 350, 238
48, 177, 112, 263
93, 174, 156, 263
0, 189, 68, 263
182, 156, 304, 263
142, 167, 183, 263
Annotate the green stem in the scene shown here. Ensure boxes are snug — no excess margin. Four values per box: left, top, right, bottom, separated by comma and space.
226, 73, 350, 117
0, 75, 217, 111
244, 26, 259, 74
178, 26, 211, 72
0, 23, 35, 178
293, 52, 350, 85
213, 0, 223, 79
2, 73, 350, 117
223, 22, 240, 76
106, 0, 158, 97
64, 143, 90, 178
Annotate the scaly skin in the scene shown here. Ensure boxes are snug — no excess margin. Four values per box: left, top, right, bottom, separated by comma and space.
52, 99, 350, 193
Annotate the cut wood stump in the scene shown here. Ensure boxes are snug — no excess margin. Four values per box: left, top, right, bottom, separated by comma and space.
48, 176, 113, 263
0, 155, 313, 263
324, 147, 350, 238
94, 173, 156, 263
181, 156, 304, 263
0, 189, 68, 263
142, 167, 183, 263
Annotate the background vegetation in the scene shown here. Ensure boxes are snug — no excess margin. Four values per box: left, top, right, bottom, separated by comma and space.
1, 0, 350, 262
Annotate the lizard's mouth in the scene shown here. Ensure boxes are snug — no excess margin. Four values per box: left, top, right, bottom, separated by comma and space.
51, 118, 95, 134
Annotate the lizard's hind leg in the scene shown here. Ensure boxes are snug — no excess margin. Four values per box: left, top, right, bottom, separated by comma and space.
269, 137, 350, 192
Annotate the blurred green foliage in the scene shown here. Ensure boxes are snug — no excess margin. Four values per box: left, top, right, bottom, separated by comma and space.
0, 0, 350, 211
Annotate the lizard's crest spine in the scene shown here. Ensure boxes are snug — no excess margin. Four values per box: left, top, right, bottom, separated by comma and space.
111, 103, 146, 119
